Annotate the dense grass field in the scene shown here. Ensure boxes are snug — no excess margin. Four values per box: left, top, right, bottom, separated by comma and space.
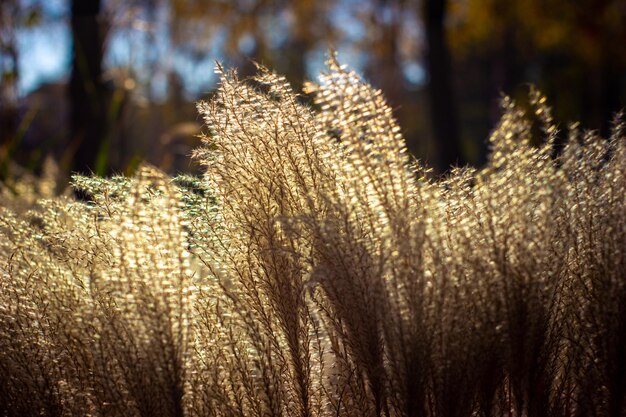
0, 59, 624, 417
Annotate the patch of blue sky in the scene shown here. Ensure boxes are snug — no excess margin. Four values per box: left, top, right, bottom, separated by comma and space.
15, 0, 69, 95
169, 27, 224, 99
172, 52, 217, 100
17, 18, 71, 95
402, 60, 426, 86
331, 0, 367, 38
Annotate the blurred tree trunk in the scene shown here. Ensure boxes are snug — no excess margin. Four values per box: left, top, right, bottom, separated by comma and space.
423, 0, 463, 170
0, 1, 20, 169
69, 0, 105, 175
284, 37, 308, 92
591, 56, 622, 138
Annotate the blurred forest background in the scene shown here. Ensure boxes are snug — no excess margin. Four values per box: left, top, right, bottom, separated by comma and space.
1, 0, 625, 182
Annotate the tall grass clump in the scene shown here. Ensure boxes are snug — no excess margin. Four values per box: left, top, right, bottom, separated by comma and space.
0, 56, 624, 417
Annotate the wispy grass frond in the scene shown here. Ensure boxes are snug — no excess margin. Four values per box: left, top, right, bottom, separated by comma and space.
0, 60, 624, 417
